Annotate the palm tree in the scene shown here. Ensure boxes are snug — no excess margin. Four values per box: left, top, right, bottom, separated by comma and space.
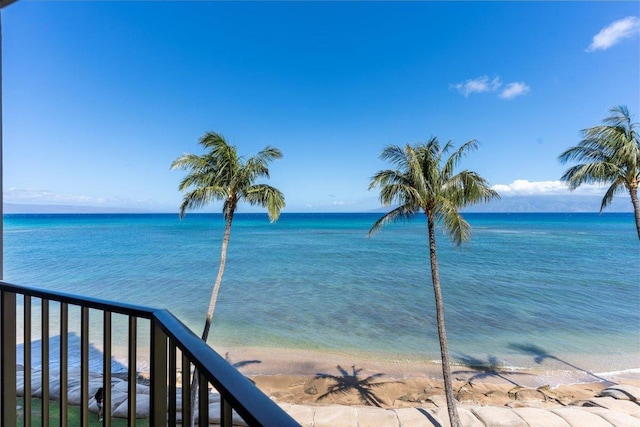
172, 131, 285, 342
172, 131, 285, 425
559, 106, 640, 239
368, 138, 499, 427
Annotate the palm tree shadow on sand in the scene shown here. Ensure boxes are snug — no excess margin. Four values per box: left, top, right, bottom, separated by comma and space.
315, 365, 401, 407
223, 352, 261, 370
508, 343, 616, 385
222, 352, 261, 384
453, 354, 532, 386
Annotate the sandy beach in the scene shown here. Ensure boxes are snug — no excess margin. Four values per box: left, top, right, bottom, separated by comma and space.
203, 346, 640, 411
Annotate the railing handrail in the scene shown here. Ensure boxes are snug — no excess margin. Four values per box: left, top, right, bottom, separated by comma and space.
0, 280, 300, 426
0, 280, 156, 318
153, 309, 299, 426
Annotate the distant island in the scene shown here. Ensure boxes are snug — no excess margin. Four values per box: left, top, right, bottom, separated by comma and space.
3, 195, 634, 215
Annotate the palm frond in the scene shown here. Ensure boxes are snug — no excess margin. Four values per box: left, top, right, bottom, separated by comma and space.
172, 132, 284, 221
379, 144, 409, 169
560, 162, 621, 189
178, 187, 223, 218
369, 138, 496, 241
442, 139, 479, 178
437, 198, 471, 245
560, 105, 639, 191
244, 184, 286, 222
368, 204, 417, 237
600, 179, 625, 212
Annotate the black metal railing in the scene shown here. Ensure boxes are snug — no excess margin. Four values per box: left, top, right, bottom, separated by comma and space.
0, 281, 300, 427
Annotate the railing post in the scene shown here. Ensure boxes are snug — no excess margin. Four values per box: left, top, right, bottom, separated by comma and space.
80, 306, 89, 426
0, 282, 302, 427
221, 399, 233, 427
41, 299, 50, 427
181, 353, 191, 427
60, 303, 69, 427
103, 310, 112, 427
168, 340, 177, 425
128, 316, 137, 427
23, 296, 31, 427
150, 319, 167, 426
198, 373, 208, 426
1, 290, 17, 427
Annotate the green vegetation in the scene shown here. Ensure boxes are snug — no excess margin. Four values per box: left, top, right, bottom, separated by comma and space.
368, 138, 499, 427
16, 397, 148, 427
559, 105, 640, 239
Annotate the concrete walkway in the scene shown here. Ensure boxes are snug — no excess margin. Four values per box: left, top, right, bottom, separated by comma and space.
279, 388, 640, 427
17, 368, 640, 426
279, 385, 640, 427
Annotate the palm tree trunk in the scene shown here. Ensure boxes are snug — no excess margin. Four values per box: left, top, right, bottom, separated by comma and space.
629, 186, 640, 240
190, 211, 235, 427
201, 211, 234, 341
427, 213, 461, 427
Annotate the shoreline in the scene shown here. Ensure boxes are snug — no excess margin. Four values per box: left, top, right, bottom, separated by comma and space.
210, 345, 640, 383
29, 340, 636, 388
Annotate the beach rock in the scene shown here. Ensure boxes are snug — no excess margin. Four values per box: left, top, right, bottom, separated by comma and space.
397, 393, 426, 403
304, 385, 318, 395
425, 394, 448, 407
424, 386, 444, 395
456, 386, 478, 404
514, 387, 546, 401
536, 385, 564, 404
508, 385, 524, 399
485, 389, 510, 402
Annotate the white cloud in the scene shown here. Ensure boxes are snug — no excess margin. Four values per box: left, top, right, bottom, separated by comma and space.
451, 76, 502, 97
492, 180, 607, 196
499, 82, 530, 99
587, 16, 640, 52
4, 188, 157, 208
5, 188, 93, 204
451, 76, 529, 100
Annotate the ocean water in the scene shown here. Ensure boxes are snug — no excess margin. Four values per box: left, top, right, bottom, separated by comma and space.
3, 212, 639, 376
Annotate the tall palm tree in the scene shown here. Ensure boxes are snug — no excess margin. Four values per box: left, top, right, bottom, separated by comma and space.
172, 132, 285, 426
368, 138, 499, 427
559, 106, 640, 239
172, 131, 285, 343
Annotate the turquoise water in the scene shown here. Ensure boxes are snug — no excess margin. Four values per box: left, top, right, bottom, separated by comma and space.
4, 212, 639, 374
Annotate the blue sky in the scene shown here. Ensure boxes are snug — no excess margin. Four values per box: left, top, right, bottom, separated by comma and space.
3, 1, 639, 213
